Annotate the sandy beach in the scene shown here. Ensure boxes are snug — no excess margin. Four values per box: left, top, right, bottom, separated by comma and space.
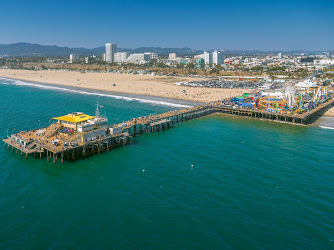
0, 69, 250, 103
323, 106, 334, 117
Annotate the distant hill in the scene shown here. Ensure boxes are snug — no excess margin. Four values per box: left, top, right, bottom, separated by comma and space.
0, 43, 203, 57
0, 43, 95, 57
0, 42, 325, 57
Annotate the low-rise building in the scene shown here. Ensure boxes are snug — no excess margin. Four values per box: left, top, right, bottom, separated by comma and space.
70, 54, 80, 63
169, 53, 177, 59
114, 52, 130, 63
195, 58, 205, 69
126, 53, 151, 64
85, 56, 96, 63
53, 112, 94, 131
144, 52, 158, 62
194, 54, 204, 60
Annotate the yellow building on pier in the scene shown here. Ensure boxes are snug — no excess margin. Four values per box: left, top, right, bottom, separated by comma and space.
52, 112, 94, 130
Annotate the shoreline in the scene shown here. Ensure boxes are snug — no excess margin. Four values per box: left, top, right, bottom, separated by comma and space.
0, 76, 197, 108
0, 75, 199, 104
0, 69, 251, 103
3, 69, 333, 123
2, 74, 334, 129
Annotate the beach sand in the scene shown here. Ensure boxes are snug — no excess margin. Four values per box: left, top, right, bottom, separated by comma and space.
0, 69, 251, 103
323, 106, 334, 117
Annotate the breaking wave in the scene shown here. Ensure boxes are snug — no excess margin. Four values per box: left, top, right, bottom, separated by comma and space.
319, 126, 334, 130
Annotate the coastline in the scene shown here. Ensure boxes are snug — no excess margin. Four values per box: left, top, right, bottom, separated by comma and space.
0, 76, 197, 108
3, 69, 333, 125
0, 69, 251, 103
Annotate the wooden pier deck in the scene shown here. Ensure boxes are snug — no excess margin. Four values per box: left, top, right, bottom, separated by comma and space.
3, 98, 334, 163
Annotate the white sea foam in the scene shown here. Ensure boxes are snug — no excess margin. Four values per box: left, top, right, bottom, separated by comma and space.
319, 126, 334, 130
0, 77, 191, 108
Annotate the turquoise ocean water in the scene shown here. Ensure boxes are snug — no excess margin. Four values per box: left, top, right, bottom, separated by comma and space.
0, 77, 334, 249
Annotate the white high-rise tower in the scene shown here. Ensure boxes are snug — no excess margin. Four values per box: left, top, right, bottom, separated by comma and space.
204, 51, 213, 65
212, 50, 224, 66
105, 43, 117, 63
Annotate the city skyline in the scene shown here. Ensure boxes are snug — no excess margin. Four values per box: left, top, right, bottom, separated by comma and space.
0, 0, 333, 51
2, 41, 333, 53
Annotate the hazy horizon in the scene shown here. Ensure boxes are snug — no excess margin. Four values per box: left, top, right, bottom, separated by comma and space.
0, 42, 332, 53
0, 0, 333, 51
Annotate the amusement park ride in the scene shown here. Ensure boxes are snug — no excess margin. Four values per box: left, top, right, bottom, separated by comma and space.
256, 83, 329, 114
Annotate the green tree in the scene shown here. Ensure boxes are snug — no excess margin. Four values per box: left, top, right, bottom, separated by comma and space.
186, 63, 195, 69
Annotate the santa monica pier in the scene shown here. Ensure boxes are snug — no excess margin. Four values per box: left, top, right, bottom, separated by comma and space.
3, 79, 333, 163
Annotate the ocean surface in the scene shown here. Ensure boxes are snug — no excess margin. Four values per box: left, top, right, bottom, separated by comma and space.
0, 77, 334, 249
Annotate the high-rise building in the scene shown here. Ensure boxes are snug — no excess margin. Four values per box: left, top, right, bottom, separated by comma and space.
169, 53, 177, 59
114, 52, 130, 63
278, 52, 282, 59
102, 53, 106, 61
204, 51, 213, 65
70, 54, 80, 63
105, 43, 117, 63
212, 51, 224, 66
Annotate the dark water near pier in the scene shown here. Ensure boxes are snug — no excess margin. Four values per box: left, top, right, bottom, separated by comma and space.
0, 78, 334, 249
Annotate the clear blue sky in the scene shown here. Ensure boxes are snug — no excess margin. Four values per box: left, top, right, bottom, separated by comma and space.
1, 0, 333, 50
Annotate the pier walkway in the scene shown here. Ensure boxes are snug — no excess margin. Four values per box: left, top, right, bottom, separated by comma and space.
3, 98, 334, 163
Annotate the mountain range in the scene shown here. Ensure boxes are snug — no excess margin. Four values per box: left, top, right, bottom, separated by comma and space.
0, 42, 326, 57
0, 43, 203, 57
